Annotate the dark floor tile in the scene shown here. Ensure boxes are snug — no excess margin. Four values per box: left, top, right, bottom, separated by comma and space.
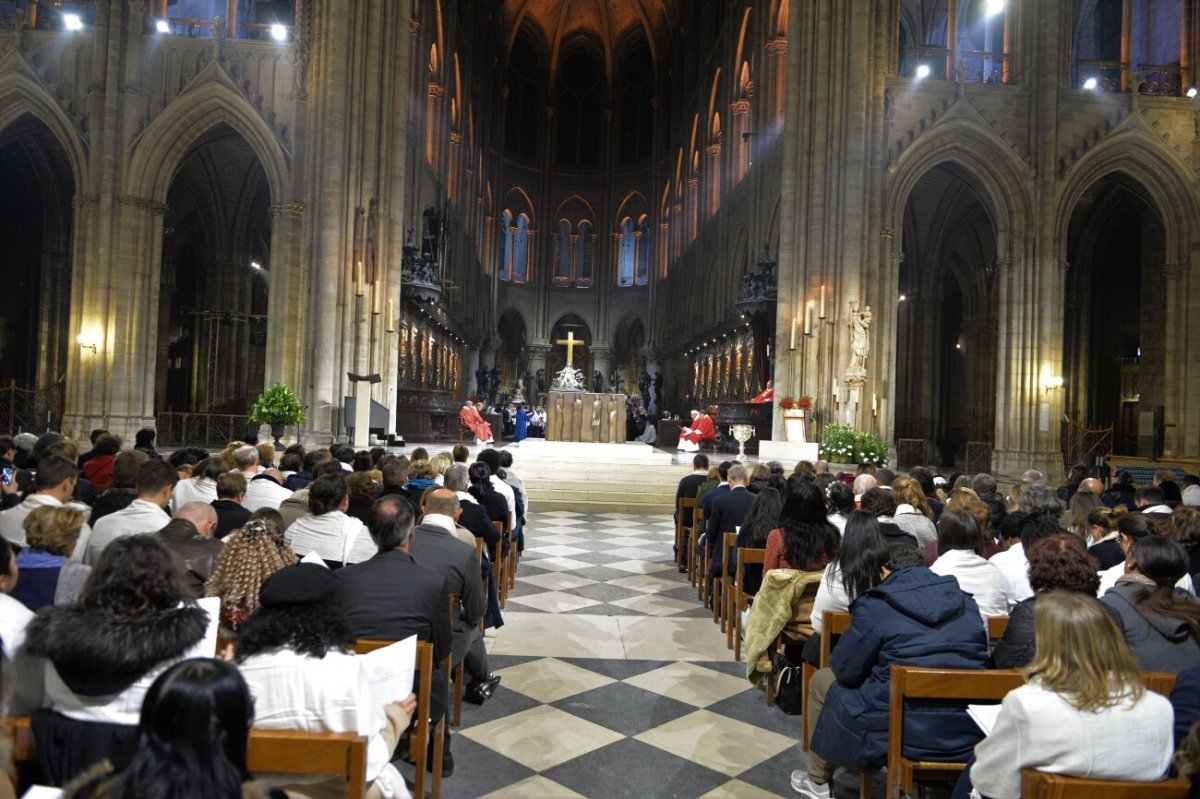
703, 686, 804, 740
404, 731, 535, 799
454, 681, 544, 730
551, 682, 696, 737
732, 743, 807, 797
563, 603, 643, 616
559, 657, 669, 681
568, 550, 634, 566
570, 565, 647, 582
562, 582, 645, 602
542, 738, 730, 799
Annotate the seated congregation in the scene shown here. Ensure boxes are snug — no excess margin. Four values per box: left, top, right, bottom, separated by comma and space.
0, 431, 528, 798
676, 454, 1200, 798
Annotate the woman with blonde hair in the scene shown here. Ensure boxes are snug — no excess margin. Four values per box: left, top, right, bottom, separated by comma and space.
892, 476, 937, 548
956, 592, 1174, 799
12, 506, 91, 610
205, 519, 297, 636
429, 451, 453, 482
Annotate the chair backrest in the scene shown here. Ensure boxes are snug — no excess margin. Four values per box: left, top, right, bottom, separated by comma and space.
1020, 768, 1189, 799
1145, 672, 1178, 697
986, 615, 1009, 639
819, 610, 852, 667
736, 546, 766, 590
679, 496, 695, 518
247, 729, 368, 799
721, 532, 737, 579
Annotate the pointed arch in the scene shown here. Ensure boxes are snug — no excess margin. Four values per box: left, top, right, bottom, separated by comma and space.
0, 67, 87, 191
1055, 129, 1199, 264
126, 75, 290, 206
734, 6, 754, 70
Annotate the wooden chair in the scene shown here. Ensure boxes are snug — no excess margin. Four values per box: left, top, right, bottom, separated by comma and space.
676, 496, 695, 570
801, 610, 852, 751
1, 716, 371, 798
492, 520, 507, 608
886, 665, 1026, 798
716, 531, 736, 630
688, 505, 705, 587
732, 547, 766, 661
446, 593, 466, 727
986, 615, 1009, 640
1020, 769, 1190, 799
354, 639, 444, 799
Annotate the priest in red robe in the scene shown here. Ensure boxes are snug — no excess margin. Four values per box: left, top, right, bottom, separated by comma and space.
460, 401, 494, 444
677, 408, 716, 452
749, 379, 774, 404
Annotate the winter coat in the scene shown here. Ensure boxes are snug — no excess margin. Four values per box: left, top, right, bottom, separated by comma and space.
989, 594, 1037, 669
810, 565, 990, 770
1100, 578, 1200, 673
744, 568, 824, 685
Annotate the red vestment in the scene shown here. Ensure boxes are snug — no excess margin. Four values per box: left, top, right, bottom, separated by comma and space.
680, 413, 716, 444
749, 387, 774, 404
459, 406, 493, 441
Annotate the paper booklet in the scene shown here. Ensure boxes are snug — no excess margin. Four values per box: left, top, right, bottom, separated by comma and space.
359, 635, 418, 705
967, 703, 1003, 736
301, 549, 330, 567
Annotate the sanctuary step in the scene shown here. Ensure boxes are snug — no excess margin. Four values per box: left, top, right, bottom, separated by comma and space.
510, 444, 683, 514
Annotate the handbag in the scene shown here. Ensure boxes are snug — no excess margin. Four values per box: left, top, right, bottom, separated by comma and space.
772, 652, 804, 715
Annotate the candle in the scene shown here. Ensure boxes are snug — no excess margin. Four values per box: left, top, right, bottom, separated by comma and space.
833, 378, 839, 402
373, 284, 382, 315
790, 316, 798, 350
804, 301, 813, 335
819, 284, 826, 318
355, 263, 364, 297
872, 393, 877, 414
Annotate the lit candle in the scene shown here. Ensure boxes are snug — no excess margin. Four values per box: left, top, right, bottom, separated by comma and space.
819, 284, 826, 318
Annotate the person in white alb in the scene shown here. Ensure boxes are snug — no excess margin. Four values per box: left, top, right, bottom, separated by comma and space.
0, 456, 92, 551
284, 472, 376, 567
929, 509, 1009, 622
232, 445, 293, 512
85, 459, 175, 565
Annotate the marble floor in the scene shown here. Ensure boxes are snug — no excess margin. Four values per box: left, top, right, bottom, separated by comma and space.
423, 509, 812, 799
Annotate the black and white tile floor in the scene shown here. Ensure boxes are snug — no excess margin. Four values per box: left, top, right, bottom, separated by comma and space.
426, 509, 812, 799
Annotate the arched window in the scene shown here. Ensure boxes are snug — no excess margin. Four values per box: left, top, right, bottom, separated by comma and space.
498, 210, 513, 280
555, 219, 573, 285
556, 49, 603, 168
636, 216, 650, 284
576, 221, 593, 286
511, 214, 530, 283
618, 217, 636, 286
505, 35, 541, 159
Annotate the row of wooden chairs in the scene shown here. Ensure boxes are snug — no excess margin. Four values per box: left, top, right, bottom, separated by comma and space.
0, 640, 445, 799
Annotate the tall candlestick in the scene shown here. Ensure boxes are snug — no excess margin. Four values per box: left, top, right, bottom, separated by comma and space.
819, 284, 826, 318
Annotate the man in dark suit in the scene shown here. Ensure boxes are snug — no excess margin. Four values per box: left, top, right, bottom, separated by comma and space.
409, 488, 499, 705
706, 464, 756, 581
700, 460, 735, 519
211, 472, 252, 539
336, 496, 454, 774
674, 454, 710, 571
444, 464, 499, 547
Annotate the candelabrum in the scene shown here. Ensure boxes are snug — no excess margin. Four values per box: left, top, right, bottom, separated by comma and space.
730, 424, 755, 460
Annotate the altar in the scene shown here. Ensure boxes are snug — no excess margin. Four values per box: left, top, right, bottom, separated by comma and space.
546, 391, 628, 443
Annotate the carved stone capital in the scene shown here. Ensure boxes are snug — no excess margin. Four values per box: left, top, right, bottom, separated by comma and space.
765, 37, 789, 55
449, 131, 462, 144
117, 195, 167, 214
428, 83, 445, 99
730, 99, 751, 115
409, 18, 421, 36
603, 109, 614, 123
269, 202, 305, 217
706, 143, 721, 157
880, 225, 894, 239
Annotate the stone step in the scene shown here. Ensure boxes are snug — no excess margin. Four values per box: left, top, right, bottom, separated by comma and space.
528, 489, 675, 506
524, 479, 675, 495
530, 497, 675, 515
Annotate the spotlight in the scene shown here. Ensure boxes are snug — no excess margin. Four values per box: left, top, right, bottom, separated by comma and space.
1083, 77, 1098, 90
63, 13, 83, 31
1188, 86, 1198, 98
270, 23, 287, 41
250, 261, 261, 270
155, 18, 170, 33
915, 64, 931, 80
898, 294, 907, 302
984, 0, 1005, 17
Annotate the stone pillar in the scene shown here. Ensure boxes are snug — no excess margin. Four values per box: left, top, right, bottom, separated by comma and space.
591, 347, 613, 394
266, 203, 306, 395
1161, 261, 1192, 457
525, 344, 550, 401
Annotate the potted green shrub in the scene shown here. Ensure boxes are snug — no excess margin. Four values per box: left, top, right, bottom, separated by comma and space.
250, 382, 306, 447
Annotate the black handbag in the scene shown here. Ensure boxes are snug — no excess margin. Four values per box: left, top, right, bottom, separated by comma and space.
772, 652, 804, 715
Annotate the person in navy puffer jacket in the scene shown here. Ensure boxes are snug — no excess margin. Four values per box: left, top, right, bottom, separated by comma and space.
793, 545, 990, 799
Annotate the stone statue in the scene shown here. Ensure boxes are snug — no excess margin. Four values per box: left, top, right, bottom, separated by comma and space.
638, 371, 651, 407
592, 370, 604, 393
609, 369, 624, 394
488, 365, 500, 404
536, 367, 546, 395
475, 366, 489, 400
607, 395, 620, 443
849, 302, 872, 373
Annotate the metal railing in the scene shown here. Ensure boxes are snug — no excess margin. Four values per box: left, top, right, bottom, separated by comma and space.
0, 379, 64, 435
156, 411, 254, 449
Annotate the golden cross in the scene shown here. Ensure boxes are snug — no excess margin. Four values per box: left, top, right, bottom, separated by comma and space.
555, 330, 586, 366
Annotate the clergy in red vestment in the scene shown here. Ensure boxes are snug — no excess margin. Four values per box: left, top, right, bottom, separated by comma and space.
677, 408, 716, 452
460, 401, 494, 444
749, 379, 774, 404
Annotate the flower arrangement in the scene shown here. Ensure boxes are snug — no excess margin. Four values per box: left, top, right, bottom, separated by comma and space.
778, 396, 795, 409
778, 395, 811, 411
796, 395, 812, 411
819, 422, 889, 466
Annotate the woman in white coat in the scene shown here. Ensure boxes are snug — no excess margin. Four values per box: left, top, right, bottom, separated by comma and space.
929, 509, 1009, 622
953, 591, 1174, 799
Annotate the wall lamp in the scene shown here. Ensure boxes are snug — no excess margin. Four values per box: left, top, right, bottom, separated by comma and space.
1044, 375, 1064, 391
76, 335, 97, 353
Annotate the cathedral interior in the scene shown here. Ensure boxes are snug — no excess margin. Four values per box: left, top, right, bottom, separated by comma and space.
1, 0, 1199, 476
